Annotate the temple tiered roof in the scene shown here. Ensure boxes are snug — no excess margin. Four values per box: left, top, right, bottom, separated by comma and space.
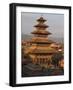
31, 30, 51, 35
30, 37, 53, 44
34, 17, 49, 29
34, 24, 48, 28
31, 16, 52, 44
37, 17, 46, 22
25, 45, 57, 54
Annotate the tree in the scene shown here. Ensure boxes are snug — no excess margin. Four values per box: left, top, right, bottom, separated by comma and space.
51, 52, 63, 68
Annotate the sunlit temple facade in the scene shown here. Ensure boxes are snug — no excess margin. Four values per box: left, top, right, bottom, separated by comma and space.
22, 17, 59, 68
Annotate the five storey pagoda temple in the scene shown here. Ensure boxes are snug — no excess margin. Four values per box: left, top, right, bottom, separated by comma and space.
24, 16, 58, 68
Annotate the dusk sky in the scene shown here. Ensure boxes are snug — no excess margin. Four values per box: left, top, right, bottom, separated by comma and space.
21, 12, 64, 39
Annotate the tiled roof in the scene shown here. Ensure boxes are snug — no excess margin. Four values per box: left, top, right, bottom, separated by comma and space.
31, 30, 51, 35
37, 17, 46, 22
26, 45, 57, 54
34, 24, 48, 28
30, 37, 53, 44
